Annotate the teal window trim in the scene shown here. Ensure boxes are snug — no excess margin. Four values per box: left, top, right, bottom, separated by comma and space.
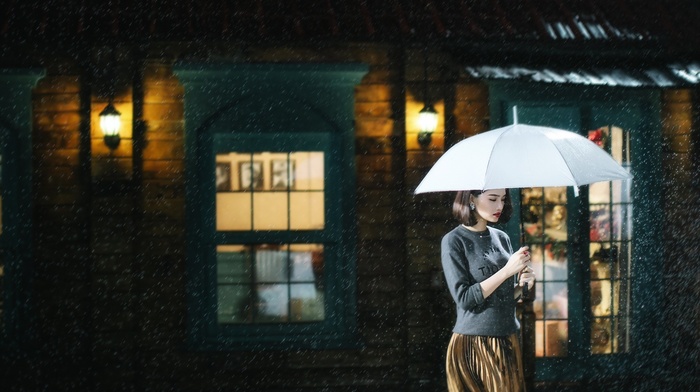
0, 69, 44, 352
489, 82, 662, 381
175, 63, 367, 350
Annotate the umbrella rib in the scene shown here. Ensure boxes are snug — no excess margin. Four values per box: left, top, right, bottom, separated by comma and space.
482, 126, 512, 190
542, 133, 579, 185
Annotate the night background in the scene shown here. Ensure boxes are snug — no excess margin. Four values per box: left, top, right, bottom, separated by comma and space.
0, 1, 699, 391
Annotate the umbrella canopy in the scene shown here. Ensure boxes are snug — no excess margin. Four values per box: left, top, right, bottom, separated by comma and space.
414, 123, 632, 195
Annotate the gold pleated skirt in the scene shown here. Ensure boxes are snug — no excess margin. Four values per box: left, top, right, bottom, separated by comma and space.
446, 333, 525, 392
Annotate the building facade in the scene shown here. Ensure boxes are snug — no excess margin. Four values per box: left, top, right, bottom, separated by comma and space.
1, 1, 699, 391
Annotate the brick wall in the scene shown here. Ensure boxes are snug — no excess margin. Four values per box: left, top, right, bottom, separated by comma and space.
660, 89, 700, 389
75, 45, 423, 391
13, 42, 700, 392
403, 56, 491, 391
354, 47, 411, 390
32, 67, 91, 389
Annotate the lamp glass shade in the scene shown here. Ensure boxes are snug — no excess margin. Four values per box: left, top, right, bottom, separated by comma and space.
99, 103, 122, 137
418, 104, 438, 134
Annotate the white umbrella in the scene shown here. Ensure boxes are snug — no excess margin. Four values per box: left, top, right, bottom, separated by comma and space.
414, 121, 631, 196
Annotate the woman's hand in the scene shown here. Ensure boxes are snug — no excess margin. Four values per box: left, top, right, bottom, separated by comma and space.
480, 246, 534, 300
504, 246, 531, 278
518, 266, 536, 290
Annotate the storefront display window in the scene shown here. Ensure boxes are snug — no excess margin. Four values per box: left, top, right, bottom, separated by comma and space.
522, 125, 632, 358
587, 126, 632, 354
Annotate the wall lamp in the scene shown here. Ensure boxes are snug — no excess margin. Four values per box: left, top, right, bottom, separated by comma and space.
417, 103, 438, 147
417, 46, 438, 148
100, 102, 121, 149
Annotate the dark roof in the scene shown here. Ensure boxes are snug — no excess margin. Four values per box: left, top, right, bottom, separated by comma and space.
2, 0, 700, 48
464, 62, 700, 87
3, 1, 699, 87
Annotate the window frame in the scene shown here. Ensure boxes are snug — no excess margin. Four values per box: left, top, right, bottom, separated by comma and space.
489, 82, 663, 381
176, 63, 367, 350
206, 133, 346, 338
0, 69, 43, 352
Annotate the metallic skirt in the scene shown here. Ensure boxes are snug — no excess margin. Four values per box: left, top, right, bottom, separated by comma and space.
446, 333, 525, 392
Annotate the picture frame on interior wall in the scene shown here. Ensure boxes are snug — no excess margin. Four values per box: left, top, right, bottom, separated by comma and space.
215, 162, 231, 192
271, 159, 295, 190
239, 161, 264, 190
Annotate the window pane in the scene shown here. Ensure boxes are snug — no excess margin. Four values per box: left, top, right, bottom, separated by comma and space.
269, 153, 292, 190
217, 285, 252, 323
591, 317, 612, 354
290, 284, 325, 321
256, 284, 289, 322
612, 204, 632, 241
256, 249, 289, 283
589, 181, 609, 203
290, 192, 324, 230
592, 315, 630, 354
590, 277, 610, 317
216, 244, 325, 325
291, 152, 324, 191
253, 192, 288, 230
242, 155, 265, 191
290, 247, 320, 283
217, 247, 252, 283
216, 193, 251, 231
543, 281, 568, 319
590, 205, 610, 241
536, 320, 568, 357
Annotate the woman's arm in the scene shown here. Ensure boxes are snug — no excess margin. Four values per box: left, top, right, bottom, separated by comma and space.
441, 236, 485, 311
481, 246, 531, 299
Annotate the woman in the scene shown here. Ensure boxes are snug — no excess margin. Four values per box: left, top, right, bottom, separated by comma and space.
441, 189, 535, 392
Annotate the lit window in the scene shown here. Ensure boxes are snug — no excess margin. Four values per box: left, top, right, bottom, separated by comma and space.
176, 62, 366, 349
215, 152, 325, 231
522, 186, 569, 357
216, 244, 325, 324
522, 125, 632, 358
587, 126, 632, 354
214, 151, 326, 324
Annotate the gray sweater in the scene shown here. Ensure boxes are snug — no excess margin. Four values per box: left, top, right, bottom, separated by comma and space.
441, 225, 520, 336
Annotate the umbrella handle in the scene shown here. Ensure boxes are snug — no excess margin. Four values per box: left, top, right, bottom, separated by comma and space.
519, 210, 534, 301
517, 260, 533, 300
520, 274, 535, 301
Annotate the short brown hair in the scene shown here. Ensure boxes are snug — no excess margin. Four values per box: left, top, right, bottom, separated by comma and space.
452, 189, 513, 226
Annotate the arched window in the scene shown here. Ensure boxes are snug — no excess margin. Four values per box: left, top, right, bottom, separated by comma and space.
175, 63, 367, 349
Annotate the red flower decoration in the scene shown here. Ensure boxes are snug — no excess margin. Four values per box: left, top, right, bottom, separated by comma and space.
588, 128, 605, 148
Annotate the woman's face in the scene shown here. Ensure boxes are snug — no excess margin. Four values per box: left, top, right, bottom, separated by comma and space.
473, 189, 507, 223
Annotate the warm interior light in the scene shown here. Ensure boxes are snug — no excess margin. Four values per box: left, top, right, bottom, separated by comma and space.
99, 103, 121, 137
99, 103, 121, 149
418, 104, 438, 134
418, 104, 438, 147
